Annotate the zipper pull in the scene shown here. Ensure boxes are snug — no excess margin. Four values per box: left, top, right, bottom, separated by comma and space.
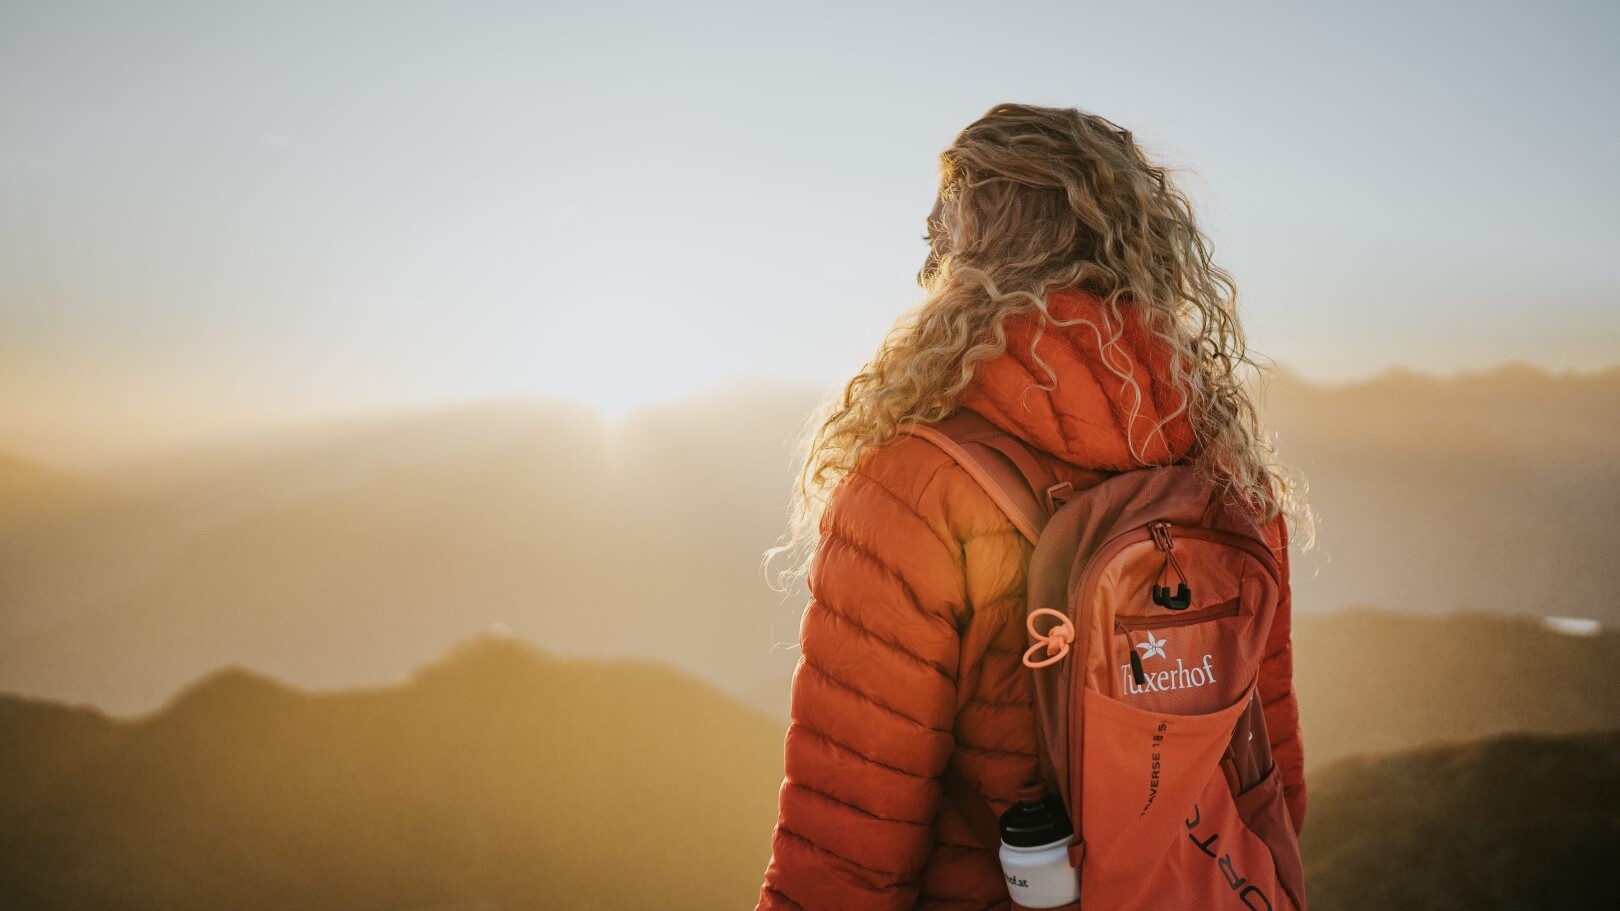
1149, 521, 1192, 611
1129, 645, 1148, 687
1123, 626, 1148, 686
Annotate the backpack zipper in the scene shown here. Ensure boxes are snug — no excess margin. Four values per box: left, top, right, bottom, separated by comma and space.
1070, 523, 1280, 640
1116, 601, 1242, 632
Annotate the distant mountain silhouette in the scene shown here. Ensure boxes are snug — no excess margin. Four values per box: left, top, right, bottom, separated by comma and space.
0, 637, 785, 911
1, 364, 1616, 717
1294, 609, 1620, 767
1300, 729, 1620, 910
1263, 363, 1620, 629
2, 643, 1614, 910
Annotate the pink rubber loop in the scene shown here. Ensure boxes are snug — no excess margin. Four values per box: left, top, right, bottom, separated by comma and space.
1022, 607, 1075, 668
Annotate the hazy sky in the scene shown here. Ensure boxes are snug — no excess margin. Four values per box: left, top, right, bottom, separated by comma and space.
2, 0, 1617, 463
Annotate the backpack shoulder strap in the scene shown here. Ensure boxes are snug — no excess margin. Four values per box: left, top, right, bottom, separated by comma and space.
897, 409, 1057, 546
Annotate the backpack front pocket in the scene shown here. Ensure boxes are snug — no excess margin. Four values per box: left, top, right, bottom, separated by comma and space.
1074, 682, 1254, 909
1112, 600, 1248, 713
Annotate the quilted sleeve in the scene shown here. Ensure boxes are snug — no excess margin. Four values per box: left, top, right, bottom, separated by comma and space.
1259, 513, 1307, 835
755, 456, 965, 911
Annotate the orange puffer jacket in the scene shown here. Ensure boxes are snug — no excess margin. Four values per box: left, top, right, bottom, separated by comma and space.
755, 289, 1305, 911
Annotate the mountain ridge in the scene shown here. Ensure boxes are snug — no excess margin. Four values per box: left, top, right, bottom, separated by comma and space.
0, 636, 785, 911
2, 364, 1616, 716
1, 638, 1615, 910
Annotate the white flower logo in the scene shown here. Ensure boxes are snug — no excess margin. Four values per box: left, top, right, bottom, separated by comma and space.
1135, 633, 1167, 661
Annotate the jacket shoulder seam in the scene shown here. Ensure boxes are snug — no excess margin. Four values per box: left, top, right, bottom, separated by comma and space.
844, 447, 962, 559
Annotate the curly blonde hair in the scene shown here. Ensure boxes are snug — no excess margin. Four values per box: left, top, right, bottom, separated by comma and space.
766, 103, 1314, 591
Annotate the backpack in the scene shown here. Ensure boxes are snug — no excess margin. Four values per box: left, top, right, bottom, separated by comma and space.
898, 409, 1307, 911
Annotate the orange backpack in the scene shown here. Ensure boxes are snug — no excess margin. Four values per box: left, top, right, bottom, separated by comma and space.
900, 410, 1307, 911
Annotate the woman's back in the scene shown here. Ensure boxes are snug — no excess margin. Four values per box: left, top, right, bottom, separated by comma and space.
755, 290, 1305, 910
756, 102, 1309, 910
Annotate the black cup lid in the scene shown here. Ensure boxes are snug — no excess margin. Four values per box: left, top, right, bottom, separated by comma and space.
997, 780, 1074, 847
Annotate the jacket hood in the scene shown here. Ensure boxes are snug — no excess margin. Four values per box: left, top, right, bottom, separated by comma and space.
957, 288, 1199, 471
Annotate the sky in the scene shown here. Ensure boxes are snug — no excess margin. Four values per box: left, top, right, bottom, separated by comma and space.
2, 0, 1617, 466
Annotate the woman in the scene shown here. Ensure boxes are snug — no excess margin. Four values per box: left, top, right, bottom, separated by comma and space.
755, 103, 1312, 911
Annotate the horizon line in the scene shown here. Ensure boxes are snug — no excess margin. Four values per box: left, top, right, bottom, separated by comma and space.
3, 356, 1615, 474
